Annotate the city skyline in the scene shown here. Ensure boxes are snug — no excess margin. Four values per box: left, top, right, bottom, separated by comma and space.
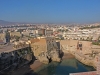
0, 0, 100, 24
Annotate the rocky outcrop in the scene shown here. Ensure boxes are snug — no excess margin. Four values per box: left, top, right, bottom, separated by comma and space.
74, 52, 96, 68
38, 56, 49, 64
30, 38, 61, 64
37, 52, 49, 64
0, 47, 33, 74
35, 49, 61, 64
48, 48, 61, 62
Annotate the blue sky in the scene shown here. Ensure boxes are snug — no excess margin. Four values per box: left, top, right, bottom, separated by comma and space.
0, 0, 100, 23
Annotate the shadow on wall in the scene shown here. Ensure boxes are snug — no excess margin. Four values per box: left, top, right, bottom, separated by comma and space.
56, 41, 64, 59
56, 41, 60, 50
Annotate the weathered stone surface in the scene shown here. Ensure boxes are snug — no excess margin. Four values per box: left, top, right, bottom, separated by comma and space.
0, 47, 33, 74
49, 49, 61, 62
30, 37, 61, 64
38, 56, 49, 64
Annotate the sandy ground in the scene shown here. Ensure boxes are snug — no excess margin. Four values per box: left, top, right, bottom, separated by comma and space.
62, 53, 75, 59
30, 60, 43, 70
10, 53, 74, 75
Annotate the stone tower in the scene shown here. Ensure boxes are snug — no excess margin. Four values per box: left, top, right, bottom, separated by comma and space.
5, 29, 10, 43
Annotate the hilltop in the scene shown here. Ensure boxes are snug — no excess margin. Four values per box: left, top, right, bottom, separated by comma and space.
0, 20, 18, 26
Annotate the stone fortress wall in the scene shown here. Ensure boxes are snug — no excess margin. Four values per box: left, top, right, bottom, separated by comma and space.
60, 39, 100, 69
30, 37, 61, 64
0, 45, 33, 74
1, 38, 100, 75
0, 37, 62, 74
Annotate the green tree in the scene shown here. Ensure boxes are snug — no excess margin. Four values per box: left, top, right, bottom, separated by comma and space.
39, 34, 43, 36
15, 36, 20, 41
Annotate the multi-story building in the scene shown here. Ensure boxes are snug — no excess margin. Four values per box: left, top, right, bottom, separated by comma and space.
38, 29, 46, 35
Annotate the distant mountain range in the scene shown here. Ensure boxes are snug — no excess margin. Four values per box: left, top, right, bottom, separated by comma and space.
0, 20, 31, 26
0, 20, 19, 26
0, 20, 100, 26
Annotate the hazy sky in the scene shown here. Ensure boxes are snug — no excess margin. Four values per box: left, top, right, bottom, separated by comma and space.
0, 0, 100, 23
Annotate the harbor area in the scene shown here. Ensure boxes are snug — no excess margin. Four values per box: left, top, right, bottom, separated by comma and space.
9, 53, 95, 75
